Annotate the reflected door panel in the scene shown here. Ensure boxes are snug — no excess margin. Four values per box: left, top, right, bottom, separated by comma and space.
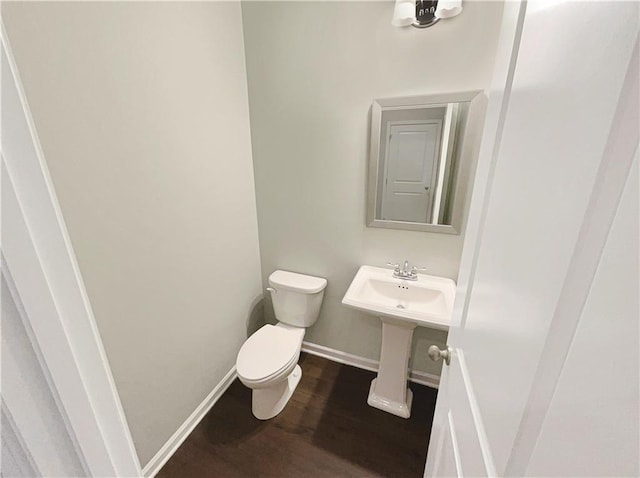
381, 122, 440, 222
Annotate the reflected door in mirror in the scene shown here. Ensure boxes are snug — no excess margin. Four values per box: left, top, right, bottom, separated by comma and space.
382, 122, 441, 222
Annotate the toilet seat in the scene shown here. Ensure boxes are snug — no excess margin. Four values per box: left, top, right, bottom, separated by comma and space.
236, 324, 304, 385
239, 354, 298, 389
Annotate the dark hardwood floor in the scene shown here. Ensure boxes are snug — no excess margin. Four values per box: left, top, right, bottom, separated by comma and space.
157, 353, 437, 478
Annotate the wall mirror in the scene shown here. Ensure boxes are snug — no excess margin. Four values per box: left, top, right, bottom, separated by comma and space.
367, 91, 481, 234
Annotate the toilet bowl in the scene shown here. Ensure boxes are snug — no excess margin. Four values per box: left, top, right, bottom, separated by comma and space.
236, 270, 327, 420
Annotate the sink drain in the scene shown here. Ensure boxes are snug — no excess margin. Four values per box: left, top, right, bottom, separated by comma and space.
396, 304, 406, 309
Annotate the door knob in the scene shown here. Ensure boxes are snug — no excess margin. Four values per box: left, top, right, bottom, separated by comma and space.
428, 345, 451, 366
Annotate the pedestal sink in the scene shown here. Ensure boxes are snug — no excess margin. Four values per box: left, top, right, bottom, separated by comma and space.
342, 265, 456, 418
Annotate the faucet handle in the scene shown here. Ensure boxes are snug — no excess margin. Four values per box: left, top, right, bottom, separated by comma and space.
411, 266, 428, 275
386, 262, 400, 272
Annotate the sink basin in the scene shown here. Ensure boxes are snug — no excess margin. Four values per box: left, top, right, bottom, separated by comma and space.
342, 265, 456, 330
342, 265, 456, 418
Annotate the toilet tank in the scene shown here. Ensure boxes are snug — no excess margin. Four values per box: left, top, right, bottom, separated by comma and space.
268, 270, 327, 327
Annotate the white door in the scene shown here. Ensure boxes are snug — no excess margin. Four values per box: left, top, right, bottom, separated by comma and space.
1, 24, 142, 477
425, 2, 639, 477
2, 261, 88, 477
381, 122, 441, 222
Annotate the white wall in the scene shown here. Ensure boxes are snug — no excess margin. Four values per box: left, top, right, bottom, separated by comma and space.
242, 1, 503, 376
2, 2, 262, 467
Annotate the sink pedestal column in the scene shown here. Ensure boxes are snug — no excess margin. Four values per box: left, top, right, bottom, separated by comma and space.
367, 318, 416, 418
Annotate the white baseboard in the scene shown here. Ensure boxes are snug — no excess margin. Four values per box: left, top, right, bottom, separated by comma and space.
142, 366, 238, 478
301, 341, 440, 389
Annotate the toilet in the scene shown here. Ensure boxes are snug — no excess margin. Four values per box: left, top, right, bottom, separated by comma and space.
236, 270, 327, 420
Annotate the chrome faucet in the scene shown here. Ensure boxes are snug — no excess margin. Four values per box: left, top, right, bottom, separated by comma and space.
386, 260, 426, 281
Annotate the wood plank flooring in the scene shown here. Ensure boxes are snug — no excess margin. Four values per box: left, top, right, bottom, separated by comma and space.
157, 353, 437, 478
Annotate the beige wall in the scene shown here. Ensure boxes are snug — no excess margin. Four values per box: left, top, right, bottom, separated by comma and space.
2, 2, 262, 467
242, 1, 503, 376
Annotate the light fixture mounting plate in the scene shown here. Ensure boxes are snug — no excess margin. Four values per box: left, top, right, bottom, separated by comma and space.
412, 0, 439, 28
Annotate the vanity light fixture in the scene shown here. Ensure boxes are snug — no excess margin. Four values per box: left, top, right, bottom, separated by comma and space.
392, 0, 463, 28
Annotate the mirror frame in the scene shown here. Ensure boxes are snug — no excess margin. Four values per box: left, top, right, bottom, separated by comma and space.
366, 90, 482, 234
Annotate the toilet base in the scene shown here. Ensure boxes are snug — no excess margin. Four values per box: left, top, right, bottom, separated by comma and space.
252, 364, 302, 420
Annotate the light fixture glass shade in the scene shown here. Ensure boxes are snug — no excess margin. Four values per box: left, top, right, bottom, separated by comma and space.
435, 0, 463, 19
392, 0, 415, 26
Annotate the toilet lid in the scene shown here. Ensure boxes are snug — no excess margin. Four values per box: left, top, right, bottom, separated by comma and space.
237, 325, 303, 382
